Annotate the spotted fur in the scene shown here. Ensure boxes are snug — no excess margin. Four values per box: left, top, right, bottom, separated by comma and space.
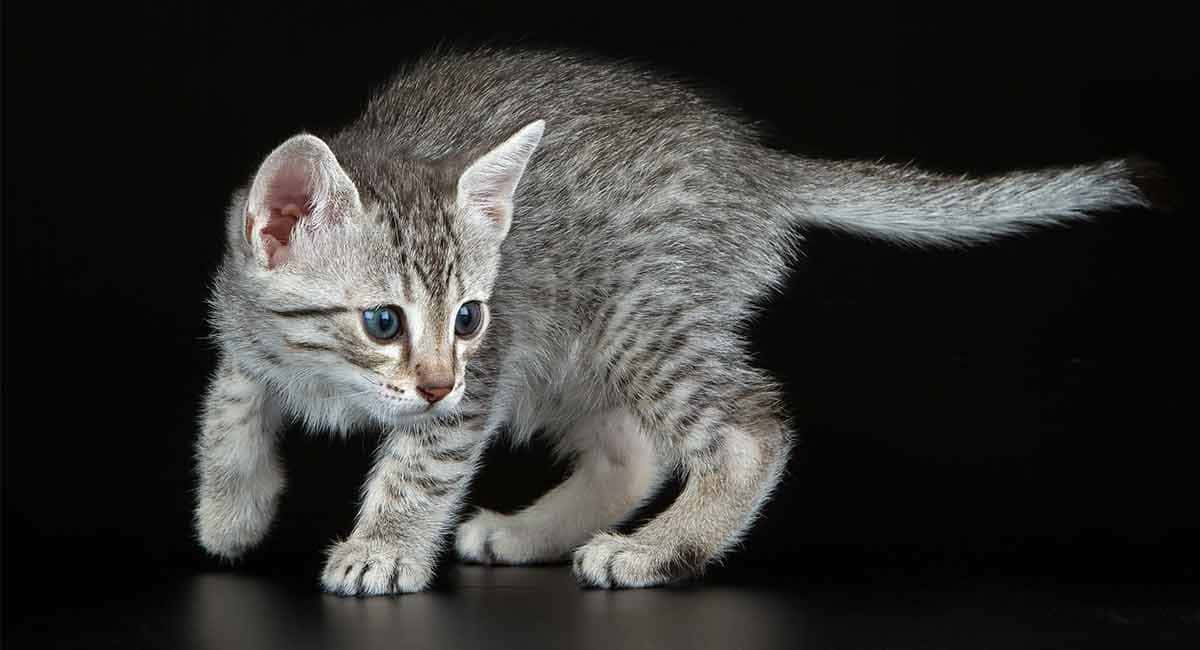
194, 47, 1159, 595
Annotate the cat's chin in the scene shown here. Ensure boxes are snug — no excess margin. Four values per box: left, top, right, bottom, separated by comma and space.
362, 398, 464, 431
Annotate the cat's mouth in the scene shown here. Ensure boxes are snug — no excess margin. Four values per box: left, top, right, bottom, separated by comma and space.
357, 375, 463, 420
376, 390, 460, 419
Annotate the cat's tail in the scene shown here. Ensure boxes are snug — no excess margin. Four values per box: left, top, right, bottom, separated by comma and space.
778, 154, 1171, 246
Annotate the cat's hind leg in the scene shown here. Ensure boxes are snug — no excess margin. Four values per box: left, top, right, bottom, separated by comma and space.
572, 374, 792, 588
456, 407, 665, 565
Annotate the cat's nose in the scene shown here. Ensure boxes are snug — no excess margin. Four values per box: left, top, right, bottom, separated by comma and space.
417, 383, 454, 403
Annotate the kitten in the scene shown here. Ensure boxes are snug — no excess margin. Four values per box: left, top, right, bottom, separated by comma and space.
195, 47, 1160, 595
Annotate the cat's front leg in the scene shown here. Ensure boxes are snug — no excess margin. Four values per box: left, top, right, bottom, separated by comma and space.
194, 357, 285, 560
321, 422, 484, 596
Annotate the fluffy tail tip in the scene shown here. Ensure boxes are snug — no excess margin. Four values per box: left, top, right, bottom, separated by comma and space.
1126, 154, 1181, 213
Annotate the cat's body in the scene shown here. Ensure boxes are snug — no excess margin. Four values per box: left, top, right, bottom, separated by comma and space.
195, 47, 1158, 595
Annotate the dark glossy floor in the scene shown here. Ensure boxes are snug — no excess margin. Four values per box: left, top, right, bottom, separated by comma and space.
8, 557, 1200, 649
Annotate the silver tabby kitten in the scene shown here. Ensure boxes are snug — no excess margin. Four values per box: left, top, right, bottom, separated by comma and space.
195, 47, 1157, 595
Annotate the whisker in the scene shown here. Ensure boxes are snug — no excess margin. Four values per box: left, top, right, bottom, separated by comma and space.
310, 389, 377, 402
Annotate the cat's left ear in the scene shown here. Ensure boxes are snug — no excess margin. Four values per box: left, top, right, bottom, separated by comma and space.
456, 120, 545, 240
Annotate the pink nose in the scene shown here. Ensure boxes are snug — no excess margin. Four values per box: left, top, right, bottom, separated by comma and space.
417, 383, 453, 403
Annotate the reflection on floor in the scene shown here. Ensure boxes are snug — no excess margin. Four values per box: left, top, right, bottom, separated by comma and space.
8, 563, 1200, 649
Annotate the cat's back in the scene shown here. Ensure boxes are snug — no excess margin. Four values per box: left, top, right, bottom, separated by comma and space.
353, 46, 758, 161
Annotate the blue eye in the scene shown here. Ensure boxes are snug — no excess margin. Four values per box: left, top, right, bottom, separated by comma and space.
362, 306, 403, 341
455, 301, 484, 338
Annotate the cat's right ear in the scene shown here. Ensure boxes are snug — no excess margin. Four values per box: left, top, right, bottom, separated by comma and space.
244, 134, 361, 270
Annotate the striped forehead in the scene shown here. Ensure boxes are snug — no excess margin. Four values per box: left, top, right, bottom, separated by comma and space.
387, 207, 465, 307
356, 163, 466, 306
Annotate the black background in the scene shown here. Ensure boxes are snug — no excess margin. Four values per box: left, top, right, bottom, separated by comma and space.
3, 2, 1198, 646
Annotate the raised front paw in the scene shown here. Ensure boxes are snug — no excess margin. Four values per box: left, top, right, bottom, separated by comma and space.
455, 508, 569, 565
194, 484, 281, 560
572, 532, 708, 589
320, 538, 433, 596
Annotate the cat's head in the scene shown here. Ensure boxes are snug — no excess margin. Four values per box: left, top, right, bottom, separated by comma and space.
230, 120, 544, 426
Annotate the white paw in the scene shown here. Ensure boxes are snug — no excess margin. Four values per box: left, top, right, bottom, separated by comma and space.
455, 509, 568, 565
194, 486, 280, 560
320, 538, 432, 596
572, 532, 707, 589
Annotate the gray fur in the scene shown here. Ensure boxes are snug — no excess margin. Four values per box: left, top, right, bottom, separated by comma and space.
194, 47, 1156, 595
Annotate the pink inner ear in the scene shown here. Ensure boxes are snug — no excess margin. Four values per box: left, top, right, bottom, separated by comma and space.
248, 140, 342, 269
263, 207, 300, 245
260, 204, 303, 269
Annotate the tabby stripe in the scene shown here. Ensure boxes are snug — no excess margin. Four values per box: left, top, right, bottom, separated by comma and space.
664, 381, 721, 438
444, 210, 466, 294
618, 310, 686, 391
427, 444, 473, 463
641, 366, 698, 414
455, 413, 488, 430
406, 473, 462, 496
383, 477, 407, 503
586, 281, 626, 346
386, 460, 463, 486
637, 341, 711, 408
268, 306, 351, 318
635, 318, 708, 390
603, 311, 658, 386
587, 286, 621, 333
345, 348, 389, 372
414, 258, 436, 295
398, 252, 414, 303
672, 408, 704, 440
646, 378, 703, 434
450, 259, 465, 298
216, 390, 251, 405
599, 293, 654, 359
609, 309, 680, 395
284, 339, 339, 353
328, 330, 391, 369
